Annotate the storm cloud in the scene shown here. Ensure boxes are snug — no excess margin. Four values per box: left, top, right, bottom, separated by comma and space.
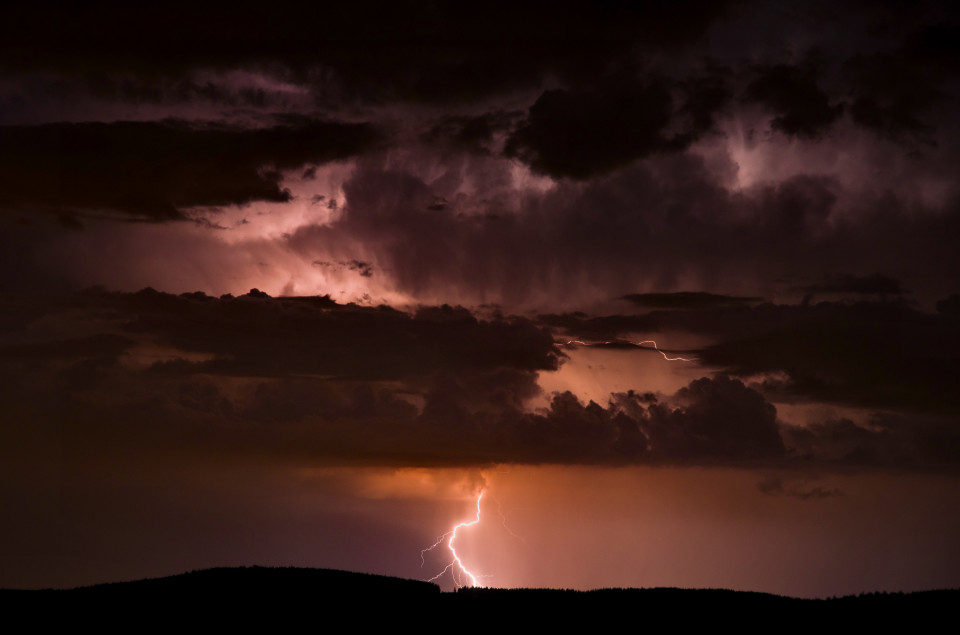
2, 289, 956, 471
0, 119, 380, 220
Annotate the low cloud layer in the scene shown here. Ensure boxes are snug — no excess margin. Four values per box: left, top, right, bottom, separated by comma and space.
2, 290, 956, 470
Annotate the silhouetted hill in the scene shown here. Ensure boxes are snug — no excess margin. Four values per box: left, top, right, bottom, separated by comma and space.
58, 565, 437, 598
2, 567, 956, 628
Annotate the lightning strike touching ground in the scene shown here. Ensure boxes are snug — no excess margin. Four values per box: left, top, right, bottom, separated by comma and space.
421, 490, 485, 588
565, 339, 694, 362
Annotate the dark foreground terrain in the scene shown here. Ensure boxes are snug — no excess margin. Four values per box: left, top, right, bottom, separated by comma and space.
3, 567, 956, 628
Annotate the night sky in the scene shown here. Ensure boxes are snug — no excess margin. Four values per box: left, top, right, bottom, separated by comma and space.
2, 1, 959, 596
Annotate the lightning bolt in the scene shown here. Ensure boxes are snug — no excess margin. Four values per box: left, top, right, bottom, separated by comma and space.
421, 490, 485, 588
492, 493, 524, 543
565, 339, 694, 362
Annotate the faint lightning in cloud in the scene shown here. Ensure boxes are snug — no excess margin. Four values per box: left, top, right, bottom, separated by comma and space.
421, 490, 485, 588
565, 339, 694, 362
492, 493, 524, 543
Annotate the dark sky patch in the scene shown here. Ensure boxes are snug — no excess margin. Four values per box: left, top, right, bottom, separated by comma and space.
937, 293, 960, 316
0, 2, 735, 106
844, 21, 960, 142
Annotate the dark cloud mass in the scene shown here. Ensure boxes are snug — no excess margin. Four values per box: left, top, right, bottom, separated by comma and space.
801, 274, 907, 297
0, 119, 380, 220
75, 287, 560, 379
621, 292, 763, 310
743, 64, 845, 139
505, 77, 680, 179
548, 299, 960, 416
0, 2, 734, 104
504, 73, 729, 178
